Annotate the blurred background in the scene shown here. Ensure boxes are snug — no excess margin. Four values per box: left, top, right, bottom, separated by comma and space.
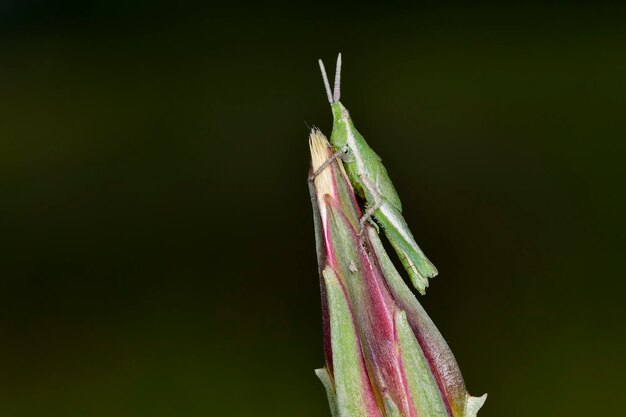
1, 2, 625, 416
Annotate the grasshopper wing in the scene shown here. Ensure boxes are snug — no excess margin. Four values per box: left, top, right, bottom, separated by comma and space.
374, 201, 438, 294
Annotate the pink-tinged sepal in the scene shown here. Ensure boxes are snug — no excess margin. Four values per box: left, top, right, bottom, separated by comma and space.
317, 267, 383, 417
367, 226, 487, 417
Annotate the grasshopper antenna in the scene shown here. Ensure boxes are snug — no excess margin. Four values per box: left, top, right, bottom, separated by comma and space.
318, 59, 333, 104
333, 53, 341, 102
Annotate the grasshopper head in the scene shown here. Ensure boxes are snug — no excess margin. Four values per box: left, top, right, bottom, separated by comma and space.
319, 53, 353, 148
329, 101, 353, 148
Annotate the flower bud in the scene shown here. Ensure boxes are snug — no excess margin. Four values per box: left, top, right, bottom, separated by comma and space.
308, 129, 485, 417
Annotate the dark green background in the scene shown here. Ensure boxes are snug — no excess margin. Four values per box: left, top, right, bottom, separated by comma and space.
1, 2, 624, 416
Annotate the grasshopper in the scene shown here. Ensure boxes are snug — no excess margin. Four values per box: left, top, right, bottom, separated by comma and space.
312, 53, 438, 295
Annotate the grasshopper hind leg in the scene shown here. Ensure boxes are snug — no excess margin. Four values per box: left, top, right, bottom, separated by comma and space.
359, 199, 382, 236
357, 173, 384, 236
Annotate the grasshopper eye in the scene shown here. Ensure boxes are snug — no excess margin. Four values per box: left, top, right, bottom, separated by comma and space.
339, 145, 354, 163
341, 109, 350, 120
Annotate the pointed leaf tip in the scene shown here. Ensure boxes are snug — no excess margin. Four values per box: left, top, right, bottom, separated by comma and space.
465, 394, 487, 417
383, 395, 402, 417
316, 368, 339, 417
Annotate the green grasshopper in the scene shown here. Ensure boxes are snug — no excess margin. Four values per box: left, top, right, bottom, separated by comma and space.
312, 53, 438, 295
